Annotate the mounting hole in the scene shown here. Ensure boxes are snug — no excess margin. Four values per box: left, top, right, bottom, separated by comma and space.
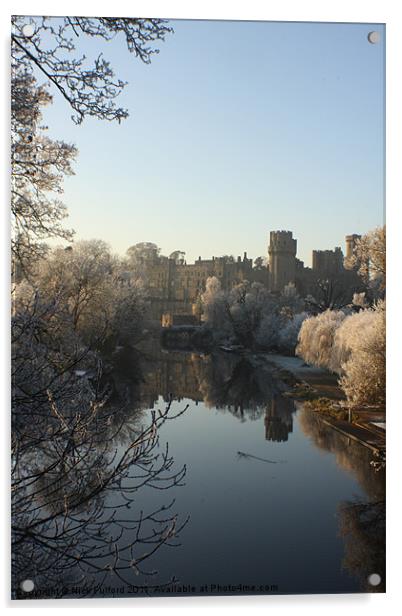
20, 579, 35, 593
368, 573, 381, 587
367, 31, 380, 44
22, 24, 35, 38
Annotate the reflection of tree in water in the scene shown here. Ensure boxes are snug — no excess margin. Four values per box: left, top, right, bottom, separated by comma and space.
192, 353, 296, 440
192, 354, 269, 420
297, 406, 385, 500
100, 350, 147, 446
338, 499, 385, 592
12, 367, 188, 599
130, 345, 296, 441
298, 405, 385, 592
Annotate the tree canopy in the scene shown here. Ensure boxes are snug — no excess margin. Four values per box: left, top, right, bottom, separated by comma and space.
11, 69, 76, 276
354, 226, 386, 291
11, 16, 173, 123
11, 16, 173, 274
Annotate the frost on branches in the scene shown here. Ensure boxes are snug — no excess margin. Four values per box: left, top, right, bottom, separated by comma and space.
337, 302, 385, 407
11, 16, 173, 124
296, 303, 385, 407
296, 310, 346, 370
15, 240, 149, 350
347, 226, 386, 295
11, 69, 76, 277
201, 276, 307, 353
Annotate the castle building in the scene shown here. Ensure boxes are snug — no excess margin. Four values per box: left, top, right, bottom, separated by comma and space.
268, 230, 297, 292
312, 246, 343, 275
144, 251, 269, 305
129, 229, 363, 323
267, 230, 359, 296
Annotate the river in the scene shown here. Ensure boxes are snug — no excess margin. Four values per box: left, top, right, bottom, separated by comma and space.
14, 343, 385, 598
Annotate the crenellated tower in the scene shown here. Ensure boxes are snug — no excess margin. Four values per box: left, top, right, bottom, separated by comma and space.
268, 230, 297, 292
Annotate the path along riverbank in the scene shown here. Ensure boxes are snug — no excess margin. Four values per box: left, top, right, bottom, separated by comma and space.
261, 354, 386, 455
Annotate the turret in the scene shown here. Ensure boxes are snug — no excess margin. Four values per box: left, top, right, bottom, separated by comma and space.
268, 230, 297, 292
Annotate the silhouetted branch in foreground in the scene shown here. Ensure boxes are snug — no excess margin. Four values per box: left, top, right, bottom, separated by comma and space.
12, 390, 189, 599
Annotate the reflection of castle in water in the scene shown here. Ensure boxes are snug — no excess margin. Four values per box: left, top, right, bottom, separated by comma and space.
140, 350, 203, 407
264, 395, 294, 442
115, 343, 296, 442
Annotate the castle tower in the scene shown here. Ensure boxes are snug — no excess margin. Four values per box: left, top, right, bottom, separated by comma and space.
268, 230, 297, 292
312, 246, 344, 275
344, 233, 361, 270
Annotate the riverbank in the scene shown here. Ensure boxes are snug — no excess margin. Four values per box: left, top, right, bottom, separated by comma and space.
157, 337, 386, 458
260, 353, 386, 456
262, 353, 345, 399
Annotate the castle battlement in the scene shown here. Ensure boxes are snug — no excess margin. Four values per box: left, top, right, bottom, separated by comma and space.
269, 230, 297, 254
136, 229, 362, 318
268, 231, 297, 291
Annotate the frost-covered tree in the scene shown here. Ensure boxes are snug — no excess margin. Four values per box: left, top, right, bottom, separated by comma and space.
11, 16, 173, 124
20, 240, 147, 348
278, 312, 309, 355
11, 69, 76, 277
352, 292, 368, 309
353, 226, 386, 293
305, 275, 359, 313
337, 302, 385, 406
169, 250, 186, 264
11, 287, 105, 448
125, 242, 163, 281
200, 276, 231, 336
127, 242, 161, 263
31, 240, 116, 334
12, 337, 187, 598
228, 282, 272, 347
330, 307, 379, 374
108, 277, 148, 346
201, 277, 304, 350
296, 309, 346, 370
278, 283, 305, 319
296, 303, 385, 407
11, 15, 173, 274
255, 311, 281, 349
253, 256, 267, 269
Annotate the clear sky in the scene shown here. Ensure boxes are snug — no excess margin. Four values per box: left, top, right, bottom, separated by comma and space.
39, 18, 385, 267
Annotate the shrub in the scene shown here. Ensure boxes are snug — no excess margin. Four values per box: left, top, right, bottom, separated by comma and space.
296, 310, 346, 370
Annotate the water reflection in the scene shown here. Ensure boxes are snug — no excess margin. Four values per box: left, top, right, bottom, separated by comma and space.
297, 406, 385, 502
264, 396, 294, 442
11, 352, 188, 599
132, 342, 296, 442
12, 341, 385, 598
338, 499, 385, 593
129, 345, 385, 594
298, 405, 385, 592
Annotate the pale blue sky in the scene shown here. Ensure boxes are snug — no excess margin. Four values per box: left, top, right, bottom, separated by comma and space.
39, 19, 385, 266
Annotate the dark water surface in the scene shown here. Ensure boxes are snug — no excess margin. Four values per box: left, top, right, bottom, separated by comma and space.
15, 344, 385, 598
104, 345, 385, 596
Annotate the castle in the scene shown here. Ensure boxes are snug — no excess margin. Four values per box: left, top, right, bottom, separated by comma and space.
133, 230, 362, 322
